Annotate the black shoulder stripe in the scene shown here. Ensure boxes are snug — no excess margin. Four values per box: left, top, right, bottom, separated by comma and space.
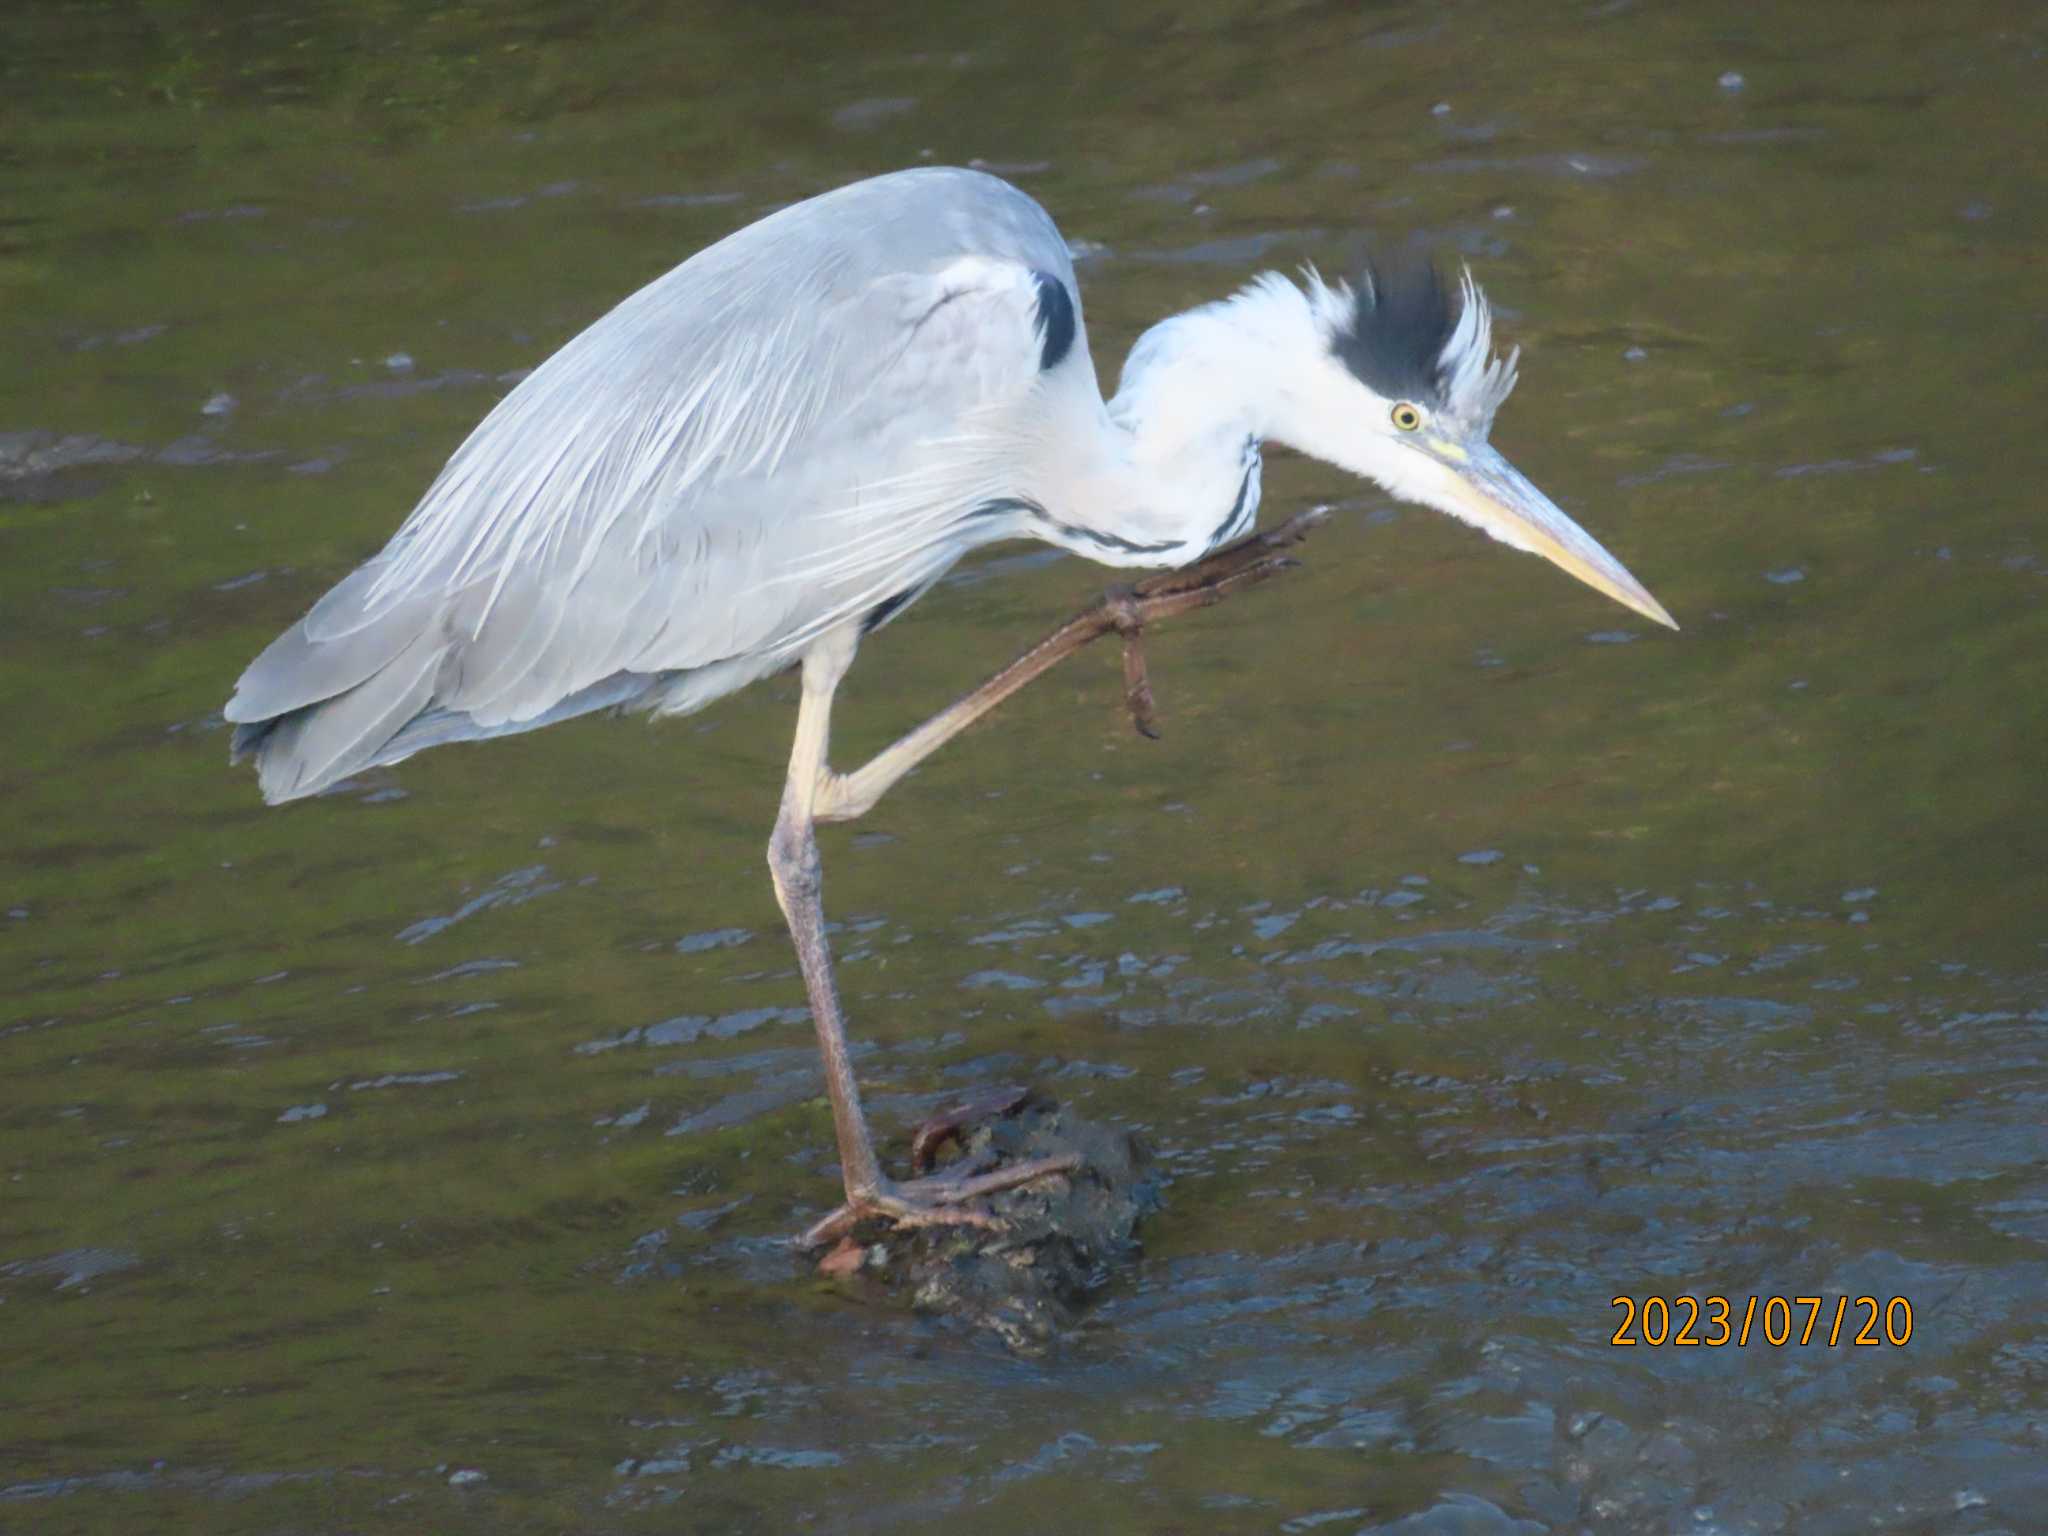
1036, 513, 1180, 557
965, 495, 1044, 522
966, 493, 1182, 558
1030, 270, 1076, 372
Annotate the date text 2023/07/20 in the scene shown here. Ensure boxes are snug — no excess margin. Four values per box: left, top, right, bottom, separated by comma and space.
1610, 1295, 1915, 1348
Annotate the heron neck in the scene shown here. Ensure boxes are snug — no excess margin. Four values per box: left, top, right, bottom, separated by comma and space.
1106, 302, 1287, 450
1027, 289, 1306, 564
990, 281, 1317, 568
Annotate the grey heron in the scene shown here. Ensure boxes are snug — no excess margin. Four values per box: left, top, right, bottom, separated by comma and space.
226, 166, 1673, 1245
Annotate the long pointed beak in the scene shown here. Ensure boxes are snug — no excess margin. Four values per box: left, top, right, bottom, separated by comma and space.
1432, 443, 1677, 630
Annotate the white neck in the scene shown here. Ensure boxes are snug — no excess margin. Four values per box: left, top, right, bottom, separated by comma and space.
1109, 273, 1331, 448
996, 278, 1340, 568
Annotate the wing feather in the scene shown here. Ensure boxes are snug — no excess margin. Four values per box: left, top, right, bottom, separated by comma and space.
228, 168, 1082, 797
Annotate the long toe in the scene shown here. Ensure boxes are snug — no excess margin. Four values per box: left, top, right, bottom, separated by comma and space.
799, 1152, 1082, 1252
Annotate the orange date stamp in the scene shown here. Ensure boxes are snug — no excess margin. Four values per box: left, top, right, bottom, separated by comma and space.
1610, 1295, 1914, 1347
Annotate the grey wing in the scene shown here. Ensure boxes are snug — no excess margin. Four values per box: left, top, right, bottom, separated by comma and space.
225, 169, 1084, 803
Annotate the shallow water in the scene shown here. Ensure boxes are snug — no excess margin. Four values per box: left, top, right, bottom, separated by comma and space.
4, 2, 2045, 1532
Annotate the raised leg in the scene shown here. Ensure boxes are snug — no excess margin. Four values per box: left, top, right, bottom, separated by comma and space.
814, 505, 1326, 822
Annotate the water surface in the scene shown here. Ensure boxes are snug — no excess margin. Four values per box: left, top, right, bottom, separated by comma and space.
4, 2, 2045, 1532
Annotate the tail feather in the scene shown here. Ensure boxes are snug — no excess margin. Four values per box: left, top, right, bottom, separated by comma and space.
223, 548, 772, 803
224, 563, 435, 727
233, 632, 447, 803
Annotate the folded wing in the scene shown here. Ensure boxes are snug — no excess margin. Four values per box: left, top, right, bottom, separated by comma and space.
226, 170, 1079, 801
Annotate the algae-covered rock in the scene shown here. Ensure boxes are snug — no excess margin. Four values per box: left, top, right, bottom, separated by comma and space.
814, 1094, 1158, 1352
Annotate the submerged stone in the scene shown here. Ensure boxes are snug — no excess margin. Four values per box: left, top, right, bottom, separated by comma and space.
814, 1094, 1158, 1353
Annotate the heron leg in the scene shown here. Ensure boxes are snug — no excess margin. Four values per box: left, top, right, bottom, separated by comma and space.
768, 643, 885, 1200
814, 505, 1326, 823
787, 511, 1324, 1247
770, 632, 1080, 1249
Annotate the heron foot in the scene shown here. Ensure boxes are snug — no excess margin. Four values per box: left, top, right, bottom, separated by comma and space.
1101, 504, 1328, 739
801, 1149, 1083, 1253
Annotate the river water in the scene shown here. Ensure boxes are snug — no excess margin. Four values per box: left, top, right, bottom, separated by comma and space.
4, 2, 2044, 1532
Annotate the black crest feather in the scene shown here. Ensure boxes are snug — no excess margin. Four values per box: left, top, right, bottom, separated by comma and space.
1328, 256, 1458, 408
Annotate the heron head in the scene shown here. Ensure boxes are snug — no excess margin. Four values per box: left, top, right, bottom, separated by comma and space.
1275, 258, 1675, 630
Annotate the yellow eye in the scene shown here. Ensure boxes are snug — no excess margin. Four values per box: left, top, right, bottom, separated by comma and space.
1391, 402, 1423, 432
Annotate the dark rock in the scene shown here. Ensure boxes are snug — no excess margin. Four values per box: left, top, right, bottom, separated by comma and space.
817, 1094, 1158, 1353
